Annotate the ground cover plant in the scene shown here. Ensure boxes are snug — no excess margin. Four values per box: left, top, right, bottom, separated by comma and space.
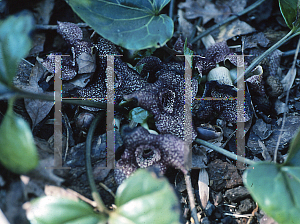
0, 0, 300, 223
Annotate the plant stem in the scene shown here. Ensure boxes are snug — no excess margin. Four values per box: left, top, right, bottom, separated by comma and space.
9, 86, 127, 112
86, 112, 108, 213
184, 173, 200, 224
190, 0, 267, 44
239, 30, 297, 83
169, 0, 175, 20
195, 138, 255, 165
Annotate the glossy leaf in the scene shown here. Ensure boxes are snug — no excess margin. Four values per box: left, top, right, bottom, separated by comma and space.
0, 12, 34, 86
243, 162, 300, 224
26, 196, 107, 224
129, 107, 150, 124
109, 169, 181, 224
279, 0, 300, 30
284, 127, 300, 166
66, 0, 173, 50
0, 99, 38, 174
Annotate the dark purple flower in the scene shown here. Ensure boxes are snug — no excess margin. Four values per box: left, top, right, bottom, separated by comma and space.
114, 126, 188, 184
197, 81, 252, 123
124, 68, 198, 141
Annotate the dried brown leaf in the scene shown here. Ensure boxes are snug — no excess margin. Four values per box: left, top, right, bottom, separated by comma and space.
23, 62, 53, 128
198, 168, 209, 209
178, 9, 193, 39
281, 67, 297, 92
212, 19, 255, 42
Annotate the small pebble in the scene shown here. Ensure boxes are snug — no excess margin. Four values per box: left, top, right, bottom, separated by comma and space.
239, 198, 255, 214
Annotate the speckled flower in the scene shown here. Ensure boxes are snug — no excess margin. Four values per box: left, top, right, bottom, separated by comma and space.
136, 56, 185, 82
42, 22, 96, 80
124, 67, 198, 141
249, 49, 282, 76
197, 81, 252, 123
246, 74, 266, 96
77, 37, 147, 105
114, 126, 188, 184
194, 41, 237, 76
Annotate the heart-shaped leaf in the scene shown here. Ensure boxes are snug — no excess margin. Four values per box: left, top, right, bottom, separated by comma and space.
26, 196, 107, 224
109, 169, 181, 224
243, 162, 300, 224
244, 127, 300, 224
0, 12, 34, 86
279, 0, 300, 31
66, 0, 173, 50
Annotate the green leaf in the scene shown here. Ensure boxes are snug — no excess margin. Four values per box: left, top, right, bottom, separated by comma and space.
26, 196, 107, 224
0, 12, 34, 86
243, 162, 300, 224
279, 0, 300, 30
129, 107, 150, 124
284, 127, 300, 166
0, 98, 38, 174
109, 169, 181, 224
66, 0, 173, 50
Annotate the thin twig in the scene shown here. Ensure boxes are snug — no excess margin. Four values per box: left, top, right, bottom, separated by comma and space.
184, 172, 200, 224
282, 49, 298, 57
221, 130, 236, 148
190, 0, 267, 44
99, 182, 116, 198
62, 113, 70, 162
21, 58, 34, 67
189, 18, 202, 42
274, 36, 300, 162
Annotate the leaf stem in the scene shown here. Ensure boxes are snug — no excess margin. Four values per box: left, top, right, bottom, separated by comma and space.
195, 138, 255, 165
239, 30, 297, 83
86, 112, 108, 213
8, 86, 127, 112
190, 0, 267, 44
168, 0, 175, 20
184, 173, 200, 224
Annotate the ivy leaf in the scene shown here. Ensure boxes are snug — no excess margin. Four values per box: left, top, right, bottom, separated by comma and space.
0, 12, 34, 86
65, 0, 173, 50
279, 0, 300, 31
26, 196, 107, 224
109, 169, 181, 224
